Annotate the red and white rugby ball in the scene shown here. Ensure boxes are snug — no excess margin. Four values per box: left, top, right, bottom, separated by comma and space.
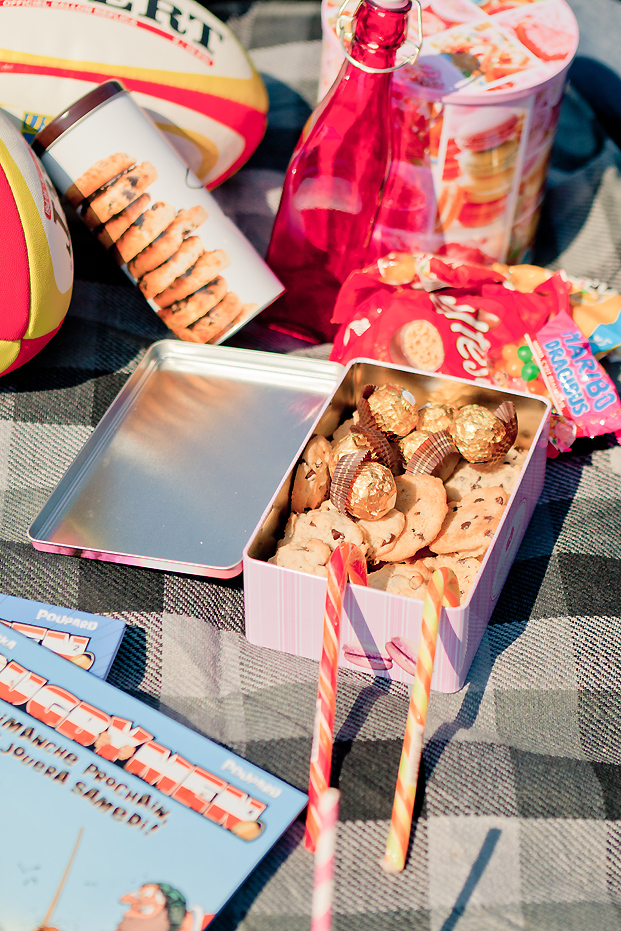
0, 109, 73, 377
0, 0, 268, 189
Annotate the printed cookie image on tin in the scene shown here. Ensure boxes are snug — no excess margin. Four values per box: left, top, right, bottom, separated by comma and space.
33, 81, 283, 346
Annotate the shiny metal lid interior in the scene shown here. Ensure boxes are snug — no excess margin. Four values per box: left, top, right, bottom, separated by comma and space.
28, 342, 343, 577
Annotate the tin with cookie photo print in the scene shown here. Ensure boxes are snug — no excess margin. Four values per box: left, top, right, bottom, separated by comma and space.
33, 80, 283, 347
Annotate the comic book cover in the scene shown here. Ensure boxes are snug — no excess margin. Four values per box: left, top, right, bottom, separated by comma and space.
0, 629, 307, 930
0, 593, 126, 678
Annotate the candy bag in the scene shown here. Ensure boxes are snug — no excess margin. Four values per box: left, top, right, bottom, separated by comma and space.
529, 310, 621, 452
330, 252, 549, 389
330, 252, 621, 454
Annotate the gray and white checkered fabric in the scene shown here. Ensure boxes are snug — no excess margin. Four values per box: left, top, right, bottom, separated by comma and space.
3, 1, 621, 927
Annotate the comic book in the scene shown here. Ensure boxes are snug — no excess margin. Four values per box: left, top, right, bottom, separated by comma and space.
0, 593, 126, 678
0, 629, 307, 930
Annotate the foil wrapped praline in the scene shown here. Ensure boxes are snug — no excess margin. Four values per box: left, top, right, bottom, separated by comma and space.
451, 404, 508, 463
348, 461, 397, 521
418, 403, 456, 434
329, 430, 376, 476
367, 385, 418, 437
399, 428, 460, 481
398, 429, 433, 465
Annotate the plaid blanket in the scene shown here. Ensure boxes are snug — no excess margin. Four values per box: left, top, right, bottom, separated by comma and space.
3, 0, 621, 927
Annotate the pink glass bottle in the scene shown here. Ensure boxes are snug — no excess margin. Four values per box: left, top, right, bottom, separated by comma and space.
263, 0, 413, 344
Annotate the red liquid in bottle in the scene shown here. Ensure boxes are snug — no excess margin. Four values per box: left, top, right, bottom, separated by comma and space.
263, 0, 412, 344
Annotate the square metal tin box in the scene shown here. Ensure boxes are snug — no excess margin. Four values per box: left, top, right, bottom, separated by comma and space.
28, 344, 551, 693
243, 359, 551, 693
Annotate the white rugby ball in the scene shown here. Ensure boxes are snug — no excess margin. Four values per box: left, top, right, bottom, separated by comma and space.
0, 0, 268, 189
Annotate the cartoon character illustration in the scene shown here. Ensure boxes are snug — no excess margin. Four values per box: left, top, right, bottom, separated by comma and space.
115, 883, 212, 931
34, 831, 214, 931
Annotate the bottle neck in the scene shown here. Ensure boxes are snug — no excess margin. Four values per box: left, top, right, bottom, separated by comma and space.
349, 0, 412, 73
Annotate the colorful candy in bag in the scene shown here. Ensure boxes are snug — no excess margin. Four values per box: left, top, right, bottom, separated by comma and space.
497, 263, 621, 358
330, 253, 621, 454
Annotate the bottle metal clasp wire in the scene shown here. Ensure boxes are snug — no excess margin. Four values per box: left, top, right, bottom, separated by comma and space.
336, 0, 423, 74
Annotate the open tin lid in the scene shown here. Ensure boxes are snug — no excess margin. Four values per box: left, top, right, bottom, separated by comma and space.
28, 342, 343, 578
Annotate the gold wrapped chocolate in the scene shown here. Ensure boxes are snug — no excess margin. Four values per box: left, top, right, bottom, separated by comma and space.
348, 461, 397, 521
451, 404, 510, 463
418, 403, 456, 434
398, 429, 433, 465
351, 423, 400, 474
366, 385, 418, 438
401, 429, 460, 481
329, 430, 376, 475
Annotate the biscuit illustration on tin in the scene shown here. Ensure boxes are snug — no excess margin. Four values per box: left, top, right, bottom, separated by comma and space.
113, 200, 176, 264
139, 235, 205, 299
69, 152, 254, 345
82, 161, 158, 227
396, 319, 445, 372
157, 277, 229, 330
97, 193, 152, 247
65, 151, 136, 207
154, 249, 231, 308
128, 205, 209, 278
172, 293, 246, 343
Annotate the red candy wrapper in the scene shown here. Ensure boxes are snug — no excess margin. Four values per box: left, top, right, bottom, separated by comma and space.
330, 254, 621, 455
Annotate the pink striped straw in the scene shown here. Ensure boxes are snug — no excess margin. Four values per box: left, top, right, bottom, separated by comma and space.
305, 542, 367, 853
310, 787, 340, 931
381, 567, 460, 874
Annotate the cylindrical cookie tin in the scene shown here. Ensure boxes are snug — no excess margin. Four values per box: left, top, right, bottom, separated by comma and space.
34, 81, 283, 346
320, 0, 578, 264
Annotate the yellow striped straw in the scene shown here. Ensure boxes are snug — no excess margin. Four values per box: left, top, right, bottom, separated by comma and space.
381, 567, 460, 874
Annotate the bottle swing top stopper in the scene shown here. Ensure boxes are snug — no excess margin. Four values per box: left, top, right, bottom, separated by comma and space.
336, 0, 423, 74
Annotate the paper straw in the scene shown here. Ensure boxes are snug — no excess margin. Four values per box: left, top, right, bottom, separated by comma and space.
305, 542, 367, 853
381, 567, 460, 874
310, 787, 340, 931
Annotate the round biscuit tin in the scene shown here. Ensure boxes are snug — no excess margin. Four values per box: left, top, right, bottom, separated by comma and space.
34, 81, 283, 346
320, 0, 579, 263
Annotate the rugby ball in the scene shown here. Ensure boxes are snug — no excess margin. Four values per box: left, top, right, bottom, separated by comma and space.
0, 109, 73, 377
0, 0, 268, 189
